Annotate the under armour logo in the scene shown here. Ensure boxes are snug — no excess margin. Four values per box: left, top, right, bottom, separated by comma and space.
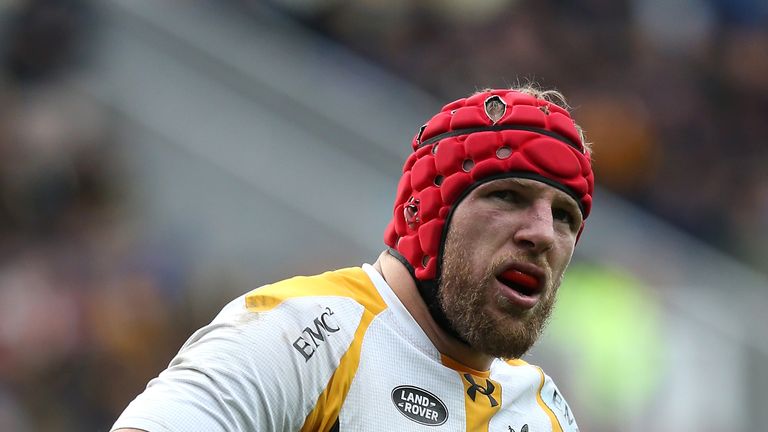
508, 425, 529, 432
463, 373, 498, 407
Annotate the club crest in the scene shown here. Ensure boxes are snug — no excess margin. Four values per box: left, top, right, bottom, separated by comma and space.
484, 95, 507, 124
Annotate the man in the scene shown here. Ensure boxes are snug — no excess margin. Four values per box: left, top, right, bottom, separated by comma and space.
113, 86, 592, 432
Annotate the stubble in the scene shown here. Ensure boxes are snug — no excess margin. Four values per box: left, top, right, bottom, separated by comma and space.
438, 235, 560, 359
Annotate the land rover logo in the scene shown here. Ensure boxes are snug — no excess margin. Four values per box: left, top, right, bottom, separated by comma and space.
391, 385, 448, 426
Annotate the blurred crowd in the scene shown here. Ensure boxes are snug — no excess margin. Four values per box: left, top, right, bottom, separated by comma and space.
0, 1, 220, 430
261, 0, 768, 274
0, 0, 765, 430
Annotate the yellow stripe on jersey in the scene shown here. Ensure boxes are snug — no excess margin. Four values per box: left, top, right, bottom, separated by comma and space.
535, 366, 563, 432
245, 267, 385, 313
459, 371, 502, 432
505, 358, 529, 367
300, 303, 384, 432
440, 354, 490, 378
441, 353, 499, 431
243, 267, 387, 432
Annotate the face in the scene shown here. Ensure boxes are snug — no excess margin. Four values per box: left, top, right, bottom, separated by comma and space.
438, 177, 583, 359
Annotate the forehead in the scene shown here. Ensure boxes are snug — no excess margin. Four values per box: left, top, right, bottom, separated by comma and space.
473, 177, 581, 207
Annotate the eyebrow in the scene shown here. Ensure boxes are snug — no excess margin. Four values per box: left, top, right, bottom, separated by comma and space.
490, 178, 582, 213
492, 178, 532, 188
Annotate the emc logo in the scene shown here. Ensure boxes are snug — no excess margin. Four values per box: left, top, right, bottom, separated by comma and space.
291, 307, 339, 361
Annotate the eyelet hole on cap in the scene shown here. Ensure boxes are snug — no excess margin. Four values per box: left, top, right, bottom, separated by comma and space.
421, 255, 430, 267
431, 143, 439, 154
404, 202, 420, 229
462, 159, 474, 172
434, 175, 444, 186
496, 146, 512, 159
416, 124, 427, 145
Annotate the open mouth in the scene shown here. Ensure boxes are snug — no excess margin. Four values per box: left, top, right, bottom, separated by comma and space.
496, 268, 543, 309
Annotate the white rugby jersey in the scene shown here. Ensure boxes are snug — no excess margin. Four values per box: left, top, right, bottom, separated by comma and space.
112, 265, 578, 432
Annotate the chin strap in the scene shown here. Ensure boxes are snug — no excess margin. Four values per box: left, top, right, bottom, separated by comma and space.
386, 248, 468, 344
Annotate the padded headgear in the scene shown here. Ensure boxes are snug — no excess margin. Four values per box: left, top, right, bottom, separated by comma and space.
384, 89, 594, 283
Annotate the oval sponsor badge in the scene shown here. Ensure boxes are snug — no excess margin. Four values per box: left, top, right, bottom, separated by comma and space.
391, 385, 448, 426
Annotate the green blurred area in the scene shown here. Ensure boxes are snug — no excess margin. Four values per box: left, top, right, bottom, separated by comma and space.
550, 263, 663, 422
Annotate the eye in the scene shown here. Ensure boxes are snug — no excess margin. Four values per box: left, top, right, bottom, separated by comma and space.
489, 189, 522, 204
552, 207, 577, 227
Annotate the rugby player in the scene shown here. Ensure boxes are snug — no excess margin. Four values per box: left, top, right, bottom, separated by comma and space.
113, 86, 592, 431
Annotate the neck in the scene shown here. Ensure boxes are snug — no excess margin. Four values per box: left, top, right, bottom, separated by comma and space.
373, 251, 494, 371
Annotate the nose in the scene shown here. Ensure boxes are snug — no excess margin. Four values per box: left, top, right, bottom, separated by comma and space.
512, 201, 555, 254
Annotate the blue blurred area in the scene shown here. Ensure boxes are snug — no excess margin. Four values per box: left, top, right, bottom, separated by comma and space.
0, 0, 765, 431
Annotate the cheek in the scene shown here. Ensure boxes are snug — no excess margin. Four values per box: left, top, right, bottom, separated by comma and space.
446, 216, 491, 255
551, 239, 576, 274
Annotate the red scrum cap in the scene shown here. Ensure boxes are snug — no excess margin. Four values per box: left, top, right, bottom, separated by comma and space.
384, 88, 594, 282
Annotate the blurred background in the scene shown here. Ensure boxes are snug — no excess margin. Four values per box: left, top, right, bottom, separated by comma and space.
0, 0, 766, 430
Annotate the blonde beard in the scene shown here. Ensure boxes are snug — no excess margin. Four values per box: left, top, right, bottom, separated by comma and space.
438, 236, 560, 359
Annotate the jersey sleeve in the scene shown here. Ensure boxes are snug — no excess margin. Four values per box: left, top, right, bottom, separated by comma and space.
539, 373, 580, 432
111, 293, 364, 432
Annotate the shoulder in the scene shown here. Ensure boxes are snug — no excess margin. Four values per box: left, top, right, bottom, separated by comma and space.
492, 360, 579, 432
178, 267, 386, 365
192, 267, 385, 363
183, 266, 393, 372
112, 267, 385, 432
243, 266, 388, 315
537, 370, 579, 432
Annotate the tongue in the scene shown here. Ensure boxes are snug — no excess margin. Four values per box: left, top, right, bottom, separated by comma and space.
500, 269, 538, 290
